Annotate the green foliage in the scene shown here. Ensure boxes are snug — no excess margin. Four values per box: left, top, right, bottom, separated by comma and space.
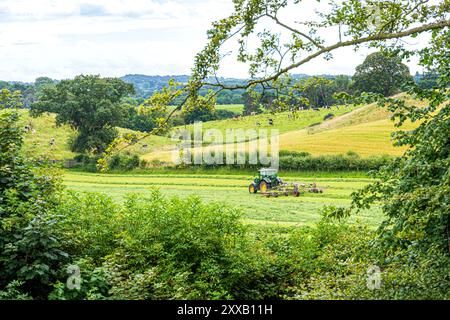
279, 219, 450, 300
352, 52, 413, 96
31, 75, 135, 154
51, 190, 285, 299
177, 150, 392, 172
0, 281, 31, 300
0, 88, 23, 109
182, 102, 217, 124
0, 106, 67, 299
122, 103, 167, 132
342, 29, 450, 257
296, 76, 349, 108
108, 154, 141, 171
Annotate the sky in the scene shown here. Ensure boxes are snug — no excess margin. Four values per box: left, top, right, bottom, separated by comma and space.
0, 0, 428, 82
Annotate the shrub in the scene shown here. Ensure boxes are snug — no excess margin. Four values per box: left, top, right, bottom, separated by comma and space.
0, 108, 68, 299
107, 153, 141, 171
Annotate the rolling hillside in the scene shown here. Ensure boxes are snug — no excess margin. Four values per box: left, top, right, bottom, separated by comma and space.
3, 94, 422, 163
142, 95, 420, 162
2, 109, 175, 161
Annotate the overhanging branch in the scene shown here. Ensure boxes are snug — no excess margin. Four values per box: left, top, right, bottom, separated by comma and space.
203, 19, 450, 90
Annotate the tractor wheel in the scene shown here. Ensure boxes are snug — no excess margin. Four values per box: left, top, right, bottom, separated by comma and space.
259, 181, 270, 193
248, 183, 257, 194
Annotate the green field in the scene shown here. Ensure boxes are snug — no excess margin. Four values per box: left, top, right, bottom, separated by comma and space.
168, 104, 244, 114
63, 171, 383, 227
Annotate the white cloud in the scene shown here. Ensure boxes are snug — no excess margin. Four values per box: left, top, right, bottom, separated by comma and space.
0, 0, 428, 82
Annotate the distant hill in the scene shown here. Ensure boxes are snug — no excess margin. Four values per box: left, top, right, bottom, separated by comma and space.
119, 73, 338, 103
120, 74, 249, 103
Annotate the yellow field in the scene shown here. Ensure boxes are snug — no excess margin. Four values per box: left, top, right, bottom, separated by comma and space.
279, 118, 415, 156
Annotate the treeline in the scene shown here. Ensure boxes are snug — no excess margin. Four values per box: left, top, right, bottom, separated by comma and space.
70, 150, 392, 172
2, 67, 439, 110
161, 150, 392, 172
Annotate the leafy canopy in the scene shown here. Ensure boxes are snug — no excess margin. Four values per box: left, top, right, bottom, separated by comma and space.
352, 51, 413, 96
31, 75, 135, 153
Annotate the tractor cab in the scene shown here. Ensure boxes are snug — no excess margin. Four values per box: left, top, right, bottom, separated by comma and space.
248, 168, 283, 194
259, 168, 278, 179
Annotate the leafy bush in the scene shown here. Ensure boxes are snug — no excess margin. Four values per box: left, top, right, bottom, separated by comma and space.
47, 189, 450, 300
107, 154, 141, 171
176, 150, 392, 172
0, 108, 68, 299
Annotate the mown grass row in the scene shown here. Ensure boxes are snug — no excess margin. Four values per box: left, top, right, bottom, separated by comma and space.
62, 171, 383, 227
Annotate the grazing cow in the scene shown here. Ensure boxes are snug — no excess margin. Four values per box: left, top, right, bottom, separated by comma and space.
142, 144, 148, 150
268, 118, 273, 125
49, 138, 55, 147
250, 112, 257, 116
24, 125, 30, 132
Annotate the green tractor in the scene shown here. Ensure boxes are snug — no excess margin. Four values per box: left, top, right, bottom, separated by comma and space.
248, 168, 283, 194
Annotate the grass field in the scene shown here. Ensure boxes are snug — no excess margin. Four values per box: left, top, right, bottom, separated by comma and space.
167, 104, 244, 114
63, 171, 383, 227
181, 104, 359, 137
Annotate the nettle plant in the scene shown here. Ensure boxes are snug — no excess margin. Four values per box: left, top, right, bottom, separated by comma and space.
100, 1, 449, 256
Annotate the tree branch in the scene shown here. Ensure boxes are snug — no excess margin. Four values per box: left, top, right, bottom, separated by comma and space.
203, 19, 450, 90
265, 13, 325, 49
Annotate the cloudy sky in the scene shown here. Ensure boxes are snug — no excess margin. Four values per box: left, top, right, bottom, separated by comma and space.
0, 0, 427, 82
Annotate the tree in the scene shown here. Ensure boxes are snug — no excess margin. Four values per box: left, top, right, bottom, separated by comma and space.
0, 88, 23, 109
34, 77, 55, 96
416, 71, 440, 89
297, 76, 335, 108
242, 91, 263, 115
130, 0, 449, 126
124, 103, 166, 133
182, 104, 216, 124
31, 75, 134, 153
352, 51, 413, 96
325, 30, 450, 257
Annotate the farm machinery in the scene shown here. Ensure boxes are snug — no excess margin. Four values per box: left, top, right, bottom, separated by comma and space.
248, 168, 323, 197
